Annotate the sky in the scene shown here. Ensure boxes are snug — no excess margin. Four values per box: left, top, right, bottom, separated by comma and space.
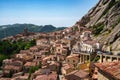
0, 0, 99, 27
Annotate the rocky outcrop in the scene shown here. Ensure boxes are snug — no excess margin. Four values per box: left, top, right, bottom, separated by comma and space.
108, 23, 120, 44
77, 0, 120, 51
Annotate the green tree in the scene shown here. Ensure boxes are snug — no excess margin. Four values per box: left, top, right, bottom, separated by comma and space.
28, 63, 41, 80
0, 54, 8, 67
0, 40, 36, 67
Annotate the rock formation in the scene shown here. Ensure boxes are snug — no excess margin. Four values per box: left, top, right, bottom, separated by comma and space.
77, 0, 120, 52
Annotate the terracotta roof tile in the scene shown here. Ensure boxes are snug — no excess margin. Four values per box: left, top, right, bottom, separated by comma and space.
24, 62, 36, 67
94, 61, 120, 79
35, 73, 57, 80
65, 70, 89, 80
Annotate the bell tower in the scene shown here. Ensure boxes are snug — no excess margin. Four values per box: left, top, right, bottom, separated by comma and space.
23, 27, 28, 36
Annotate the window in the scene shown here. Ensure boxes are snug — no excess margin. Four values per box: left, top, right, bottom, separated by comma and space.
73, 60, 75, 63
58, 49, 60, 52
67, 60, 69, 62
94, 72, 97, 75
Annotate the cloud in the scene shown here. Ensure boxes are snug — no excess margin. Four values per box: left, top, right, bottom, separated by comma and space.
0, 16, 79, 27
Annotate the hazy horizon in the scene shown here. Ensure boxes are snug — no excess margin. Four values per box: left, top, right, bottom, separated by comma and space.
0, 0, 99, 27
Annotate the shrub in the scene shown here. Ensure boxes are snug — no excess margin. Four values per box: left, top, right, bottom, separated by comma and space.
92, 23, 104, 35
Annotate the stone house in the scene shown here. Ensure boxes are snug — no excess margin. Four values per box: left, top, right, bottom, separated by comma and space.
16, 53, 34, 61
34, 52, 42, 60
61, 63, 75, 75
29, 46, 40, 52
31, 69, 51, 79
36, 39, 48, 46
80, 30, 92, 41
2, 59, 23, 77
66, 54, 80, 67
34, 72, 58, 80
42, 61, 60, 73
65, 70, 89, 80
54, 43, 69, 56
31, 69, 58, 80
42, 55, 56, 66
23, 61, 39, 73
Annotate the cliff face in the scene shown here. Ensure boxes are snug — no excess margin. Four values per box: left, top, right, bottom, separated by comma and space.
77, 0, 120, 52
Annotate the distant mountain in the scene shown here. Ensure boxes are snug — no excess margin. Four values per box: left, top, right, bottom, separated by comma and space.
0, 24, 66, 39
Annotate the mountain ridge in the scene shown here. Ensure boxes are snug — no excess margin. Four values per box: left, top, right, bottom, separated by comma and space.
0, 23, 66, 39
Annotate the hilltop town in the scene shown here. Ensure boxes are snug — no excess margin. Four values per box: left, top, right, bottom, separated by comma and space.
0, 21, 120, 80
0, 0, 120, 80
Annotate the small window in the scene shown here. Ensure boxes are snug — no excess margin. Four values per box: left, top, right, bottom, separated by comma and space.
94, 72, 97, 74
58, 49, 60, 51
67, 60, 69, 62
73, 60, 75, 62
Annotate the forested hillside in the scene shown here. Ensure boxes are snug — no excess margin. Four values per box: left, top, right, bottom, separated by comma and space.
0, 24, 66, 39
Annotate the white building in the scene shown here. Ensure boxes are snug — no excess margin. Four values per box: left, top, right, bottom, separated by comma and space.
79, 40, 101, 53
